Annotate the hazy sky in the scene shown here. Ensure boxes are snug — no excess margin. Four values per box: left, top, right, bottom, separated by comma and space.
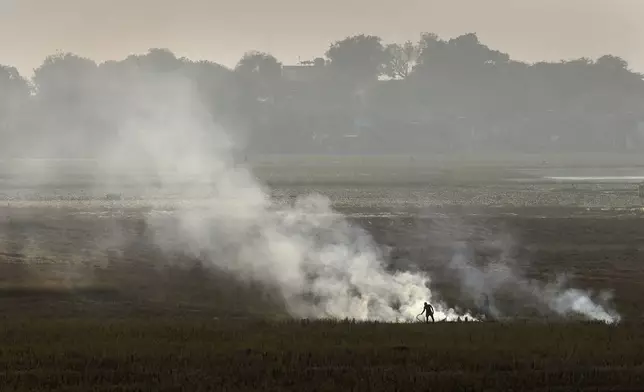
0, 0, 642, 76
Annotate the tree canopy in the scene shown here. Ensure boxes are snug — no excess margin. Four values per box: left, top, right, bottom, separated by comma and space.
0, 31, 642, 156
325, 35, 388, 84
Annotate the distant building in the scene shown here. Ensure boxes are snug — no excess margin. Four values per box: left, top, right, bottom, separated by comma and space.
281, 59, 326, 83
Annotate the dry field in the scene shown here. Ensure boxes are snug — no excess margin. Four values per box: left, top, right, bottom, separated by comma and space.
1, 159, 643, 390
0, 319, 643, 391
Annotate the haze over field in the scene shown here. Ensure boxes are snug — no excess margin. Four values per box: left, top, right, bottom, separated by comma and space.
0, 0, 636, 324
0, 60, 624, 323
1, 0, 643, 156
2, 3, 644, 391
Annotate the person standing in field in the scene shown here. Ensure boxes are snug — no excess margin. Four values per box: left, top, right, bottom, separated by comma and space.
421, 302, 435, 323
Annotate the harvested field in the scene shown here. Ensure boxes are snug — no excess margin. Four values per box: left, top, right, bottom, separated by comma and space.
0, 319, 643, 391
1, 161, 643, 390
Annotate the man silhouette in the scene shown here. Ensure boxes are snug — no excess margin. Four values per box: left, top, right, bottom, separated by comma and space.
421, 302, 435, 323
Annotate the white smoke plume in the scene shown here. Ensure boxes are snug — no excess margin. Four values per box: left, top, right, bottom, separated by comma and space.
90, 72, 474, 322
447, 240, 620, 324
11, 68, 620, 325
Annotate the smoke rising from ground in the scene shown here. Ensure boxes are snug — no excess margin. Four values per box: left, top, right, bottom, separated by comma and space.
5, 70, 621, 323
70, 72, 472, 322
446, 237, 620, 323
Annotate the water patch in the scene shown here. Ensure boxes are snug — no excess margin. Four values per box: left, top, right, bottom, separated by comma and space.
546, 176, 644, 183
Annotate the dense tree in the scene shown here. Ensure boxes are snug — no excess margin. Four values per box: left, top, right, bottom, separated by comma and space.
384, 41, 420, 80
0, 65, 30, 98
30, 53, 100, 156
313, 57, 326, 68
0, 65, 30, 115
325, 35, 388, 85
182, 60, 237, 114
235, 51, 282, 83
0, 31, 642, 156
0, 65, 31, 152
33, 52, 98, 101
596, 55, 628, 72
132, 48, 183, 73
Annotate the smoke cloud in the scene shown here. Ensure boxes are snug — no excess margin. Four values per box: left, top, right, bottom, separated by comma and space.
6, 69, 620, 324
71, 72, 472, 322
447, 239, 620, 323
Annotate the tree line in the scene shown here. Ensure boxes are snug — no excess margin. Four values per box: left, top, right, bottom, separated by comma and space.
1, 32, 643, 157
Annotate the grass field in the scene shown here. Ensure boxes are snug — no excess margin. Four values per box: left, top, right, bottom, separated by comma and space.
0, 203, 642, 390
0, 318, 642, 391
1, 156, 644, 390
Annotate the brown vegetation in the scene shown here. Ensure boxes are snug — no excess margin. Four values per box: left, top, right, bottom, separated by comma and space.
0, 186, 642, 390
0, 318, 642, 391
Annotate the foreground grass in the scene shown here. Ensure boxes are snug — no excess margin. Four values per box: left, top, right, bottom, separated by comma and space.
0, 318, 642, 391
